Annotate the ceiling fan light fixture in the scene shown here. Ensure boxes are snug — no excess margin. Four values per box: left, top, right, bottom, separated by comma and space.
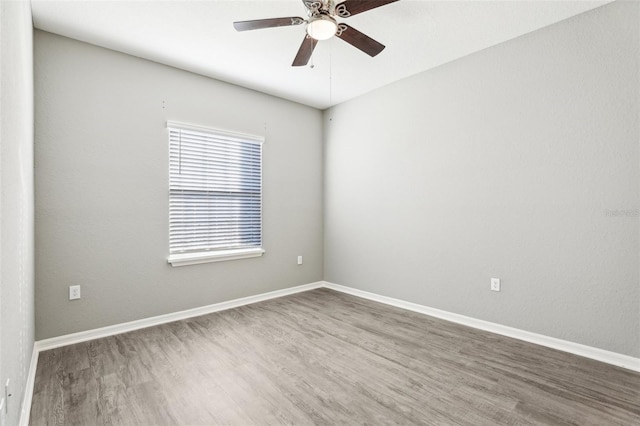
306, 15, 337, 40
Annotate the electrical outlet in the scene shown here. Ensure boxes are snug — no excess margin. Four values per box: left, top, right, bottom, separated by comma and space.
69, 285, 81, 300
491, 278, 501, 292
297, 255, 303, 265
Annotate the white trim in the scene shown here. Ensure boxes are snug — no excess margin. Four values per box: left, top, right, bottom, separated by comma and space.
322, 281, 640, 372
18, 344, 39, 426
168, 247, 265, 267
166, 121, 264, 144
22, 279, 640, 420
36, 282, 323, 352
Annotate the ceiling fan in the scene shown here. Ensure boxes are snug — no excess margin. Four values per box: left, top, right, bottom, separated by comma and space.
233, 0, 400, 67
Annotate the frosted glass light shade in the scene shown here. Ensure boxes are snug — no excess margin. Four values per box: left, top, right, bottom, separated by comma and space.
306, 16, 337, 40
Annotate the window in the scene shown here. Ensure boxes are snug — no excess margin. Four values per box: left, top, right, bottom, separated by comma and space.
167, 121, 264, 266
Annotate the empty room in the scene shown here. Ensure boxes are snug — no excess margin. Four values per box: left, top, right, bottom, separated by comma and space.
1, 0, 639, 424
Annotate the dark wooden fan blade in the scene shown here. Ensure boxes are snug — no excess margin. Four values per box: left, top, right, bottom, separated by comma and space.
292, 36, 318, 67
335, 0, 400, 18
233, 17, 305, 31
336, 24, 385, 57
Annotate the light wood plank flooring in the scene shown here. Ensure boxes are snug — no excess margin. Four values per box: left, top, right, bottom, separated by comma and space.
30, 288, 640, 425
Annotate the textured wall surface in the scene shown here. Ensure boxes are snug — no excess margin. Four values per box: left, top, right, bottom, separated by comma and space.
324, 1, 639, 357
0, 0, 35, 424
35, 32, 323, 339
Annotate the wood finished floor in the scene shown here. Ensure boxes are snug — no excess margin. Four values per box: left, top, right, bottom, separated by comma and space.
30, 288, 640, 425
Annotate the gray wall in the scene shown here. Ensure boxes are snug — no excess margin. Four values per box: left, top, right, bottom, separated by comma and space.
324, 1, 639, 357
0, 1, 35, 424
35, 31, 323, 340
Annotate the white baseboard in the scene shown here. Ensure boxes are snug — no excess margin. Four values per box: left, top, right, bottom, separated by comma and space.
19, 344, 39, 426
36, 281, 324, 352
322, 281, 640, 373
20, 278, 639, 426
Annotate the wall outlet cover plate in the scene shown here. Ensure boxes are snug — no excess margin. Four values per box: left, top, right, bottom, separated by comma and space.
491, 278, 501, 292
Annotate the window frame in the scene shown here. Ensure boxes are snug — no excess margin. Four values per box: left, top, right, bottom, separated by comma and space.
166, 121, 265, 267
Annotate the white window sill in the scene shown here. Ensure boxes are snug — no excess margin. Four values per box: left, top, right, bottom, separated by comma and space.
168, 247, 265, 267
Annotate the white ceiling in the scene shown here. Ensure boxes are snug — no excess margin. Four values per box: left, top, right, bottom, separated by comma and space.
31, 0, 611, 109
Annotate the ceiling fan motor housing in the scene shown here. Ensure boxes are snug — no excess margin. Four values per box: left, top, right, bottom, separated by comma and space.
305, 0, 336, 17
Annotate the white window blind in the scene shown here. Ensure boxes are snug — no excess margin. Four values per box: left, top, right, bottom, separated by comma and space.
168, 122, 264, 266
